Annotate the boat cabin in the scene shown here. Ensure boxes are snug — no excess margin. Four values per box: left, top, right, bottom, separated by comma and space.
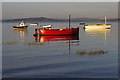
20, 21, 26, 26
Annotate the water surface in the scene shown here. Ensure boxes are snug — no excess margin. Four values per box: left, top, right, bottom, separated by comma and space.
2, 21, 118, 78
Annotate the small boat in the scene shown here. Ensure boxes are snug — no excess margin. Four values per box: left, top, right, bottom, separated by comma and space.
30, 23, 38, 26
80, 23, 85, 25
43, 24, 52, 28
13, 21, 28, 29
84, 24, 111, 29
33, 15, 79, 36
83, 16, 111, 29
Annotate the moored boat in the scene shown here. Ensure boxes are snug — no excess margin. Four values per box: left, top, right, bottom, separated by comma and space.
13, 21, 28, 29
33, 27, 79, 36
83, 16, 111, 29
33, 15, 79, 36
83, 24, 111, 29
30, 23, 38, 26
43, 24, 52, 28
80, 23, 85, 25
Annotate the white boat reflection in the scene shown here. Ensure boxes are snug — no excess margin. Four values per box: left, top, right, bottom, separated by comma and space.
84, 28, 111, 44
13, 29, 27, 40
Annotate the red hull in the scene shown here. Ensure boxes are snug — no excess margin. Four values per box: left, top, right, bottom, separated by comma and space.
33, 27, 79, 36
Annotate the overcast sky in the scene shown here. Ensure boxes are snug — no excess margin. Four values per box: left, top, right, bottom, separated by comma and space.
2, 2, 118, 19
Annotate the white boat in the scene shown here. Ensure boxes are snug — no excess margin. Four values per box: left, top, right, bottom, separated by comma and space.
13, 21, 28, 29
43, 25, 52, 28
84, 24, 111, 29
30, 23, 38, 26
42, 25, 52, 29
84, 16, 111, 29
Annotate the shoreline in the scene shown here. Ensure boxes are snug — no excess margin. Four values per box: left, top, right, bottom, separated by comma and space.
1, 19, 119, 23
1, 17, 119, 22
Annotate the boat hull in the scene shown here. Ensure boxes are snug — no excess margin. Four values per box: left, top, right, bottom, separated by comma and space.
33, 27, 79, 36
13, 25, 28, 29
30, 24, 38, 26
84, 24, 111, 29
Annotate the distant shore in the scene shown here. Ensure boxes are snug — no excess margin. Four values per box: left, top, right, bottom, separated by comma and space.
1, 17, 120, 22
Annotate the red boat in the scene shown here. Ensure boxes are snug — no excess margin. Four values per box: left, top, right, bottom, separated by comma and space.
33, 27, 79, 36
33, 15, 79, 36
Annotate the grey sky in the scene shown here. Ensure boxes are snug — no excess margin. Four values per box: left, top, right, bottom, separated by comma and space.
1, 0, 120, 2
2, 2, 118, 19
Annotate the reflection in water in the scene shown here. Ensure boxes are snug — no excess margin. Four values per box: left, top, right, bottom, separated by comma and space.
24, 35, 80, 48
84, 28, 111, 35
84, 28, 111, 44
2, 41, 18, 45
24, 41, 45, 47
33, 35, 79, 54
34, 35, 79, 42
13, 29, 27, 40
76, 49, 108, 56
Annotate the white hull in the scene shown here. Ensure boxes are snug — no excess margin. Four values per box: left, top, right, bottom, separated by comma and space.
84, 25, 111, 29
85, 26, 111, 29
30, 24, 38, 26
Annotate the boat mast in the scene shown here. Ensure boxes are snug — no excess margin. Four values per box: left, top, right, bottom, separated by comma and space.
68, 15, 71, 54
105, 16, 106, 24
69, 14, 71, 29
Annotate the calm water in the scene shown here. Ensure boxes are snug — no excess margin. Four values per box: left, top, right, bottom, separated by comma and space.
2, 21, 118, 78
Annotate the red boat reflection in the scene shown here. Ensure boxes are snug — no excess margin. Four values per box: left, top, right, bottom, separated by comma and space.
34, 35, 79, 42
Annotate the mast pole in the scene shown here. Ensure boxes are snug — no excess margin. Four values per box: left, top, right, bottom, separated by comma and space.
105, 16, 106, 24
69, 14, 71, 29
